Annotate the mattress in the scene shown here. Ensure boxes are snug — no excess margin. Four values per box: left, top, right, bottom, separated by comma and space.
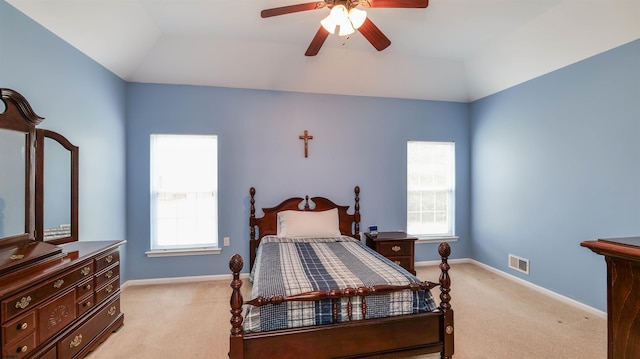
244, 236, 437, 333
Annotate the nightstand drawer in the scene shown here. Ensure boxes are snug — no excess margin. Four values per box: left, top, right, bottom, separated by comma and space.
377, 242, 412, 257
387, 256, 412, 271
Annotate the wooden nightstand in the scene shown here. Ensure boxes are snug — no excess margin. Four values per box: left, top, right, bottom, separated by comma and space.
365, 231, 417, 275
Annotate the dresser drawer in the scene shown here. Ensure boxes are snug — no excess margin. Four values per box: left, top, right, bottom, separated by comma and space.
2, 261, 93, 321
95, 264, 119, 288
95, 278, 120, 304
377, 241, 413, 257
95, 250, 119, 272
1, 331, 36, 359
40, 345, 57, 359
58, 297, 121, 359
2, 311, 35, 345
37, 289, 77, 342
76, 277, 93, 299
77, 293, 95, 317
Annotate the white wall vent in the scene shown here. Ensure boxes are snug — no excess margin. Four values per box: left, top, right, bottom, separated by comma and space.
508, 254, 530, 275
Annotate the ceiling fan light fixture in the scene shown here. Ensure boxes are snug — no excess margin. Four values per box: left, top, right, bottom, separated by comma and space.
348, 8, 367, 29
320, 5, 365, 37
330, 5, 349, 24
320, 15, 338, 34
338, 22, 356, 36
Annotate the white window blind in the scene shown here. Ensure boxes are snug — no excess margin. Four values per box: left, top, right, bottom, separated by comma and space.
407, 141, 455, 237
150, 134, 218, 250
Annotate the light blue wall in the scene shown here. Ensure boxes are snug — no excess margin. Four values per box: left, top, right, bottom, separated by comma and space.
125, 84, 471, 279
1, 1, 127, 250
470, 39, 640, 311
5, 0, 639, 312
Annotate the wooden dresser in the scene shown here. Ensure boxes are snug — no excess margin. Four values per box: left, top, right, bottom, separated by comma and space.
365, 231, 417, 275
0, 240, 125, 359
581, 236, 640, 359
0, 89, 125, 358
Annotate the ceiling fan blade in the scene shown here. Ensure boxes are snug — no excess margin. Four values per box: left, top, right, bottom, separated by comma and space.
261, 2, 326, 18
358, 18, 391, 51
363, 0, 428, 8
305, 26, 330, 56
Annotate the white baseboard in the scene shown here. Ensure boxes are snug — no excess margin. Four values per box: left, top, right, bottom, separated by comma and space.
121, 273, 250, 291
416, 258, 606, 319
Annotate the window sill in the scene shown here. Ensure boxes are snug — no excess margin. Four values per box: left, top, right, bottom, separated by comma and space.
145, 247, 222, 258
415, 236, 458, 244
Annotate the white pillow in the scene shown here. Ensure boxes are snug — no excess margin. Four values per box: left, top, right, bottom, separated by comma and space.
277, 208, 341, 238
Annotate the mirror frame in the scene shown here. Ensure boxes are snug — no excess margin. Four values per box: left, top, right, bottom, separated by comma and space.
0, 88, 44, 244
36, 129, 79, 244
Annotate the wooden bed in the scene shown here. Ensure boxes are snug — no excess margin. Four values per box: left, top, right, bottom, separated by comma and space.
229, 186, 454, 358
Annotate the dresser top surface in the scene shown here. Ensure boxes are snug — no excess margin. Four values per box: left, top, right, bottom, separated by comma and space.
0, 240, 125, 298
598, 237, 640, 247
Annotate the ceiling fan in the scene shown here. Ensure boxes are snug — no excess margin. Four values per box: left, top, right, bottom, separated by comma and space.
261, 0, 429, 56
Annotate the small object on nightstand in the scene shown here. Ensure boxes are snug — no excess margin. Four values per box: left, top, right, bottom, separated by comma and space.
369, 226, 378, 236
365, 231, 417, 275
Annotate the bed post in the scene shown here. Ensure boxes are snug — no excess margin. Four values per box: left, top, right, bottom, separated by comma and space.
249, 187, 256, 241
249, 188, 258, 270
229, 254, 244, 359
438, 242, 454, 359
354, 186, 360, 236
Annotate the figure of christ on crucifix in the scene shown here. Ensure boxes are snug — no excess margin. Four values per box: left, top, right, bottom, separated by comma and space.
299, 130, 313, 158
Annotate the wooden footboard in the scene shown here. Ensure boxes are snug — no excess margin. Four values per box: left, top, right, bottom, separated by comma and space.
228, 242, 454, 359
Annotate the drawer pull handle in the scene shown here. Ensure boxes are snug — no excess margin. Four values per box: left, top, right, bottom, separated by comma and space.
108, 306, 117, 316
105, 284, 114, 293
106, 254, 114, 263
84, 284, 92, 290
54, 279, 65, 288
18, 322, 28, 330
394, 260, 401, 265
69, 334, 83, 348
84, 301, 92, 307
18, 345, 28, 353
105, 270, 113, 279
81, 267, 91, 276
392, 245, 401, 252
15, 296, 31, 309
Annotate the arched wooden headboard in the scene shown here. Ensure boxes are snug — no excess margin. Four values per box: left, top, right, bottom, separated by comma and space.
248, 186, 360, 270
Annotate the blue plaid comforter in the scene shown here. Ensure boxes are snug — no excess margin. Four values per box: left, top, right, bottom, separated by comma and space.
243, 236, 437, 333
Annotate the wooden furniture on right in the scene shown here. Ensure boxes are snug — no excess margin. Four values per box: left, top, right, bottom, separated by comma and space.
229, 187, 454, 359
581, 236, 640, 358
365, 231, 417, 275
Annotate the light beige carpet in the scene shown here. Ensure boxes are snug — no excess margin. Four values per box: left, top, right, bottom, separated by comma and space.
87, 263, 606, 359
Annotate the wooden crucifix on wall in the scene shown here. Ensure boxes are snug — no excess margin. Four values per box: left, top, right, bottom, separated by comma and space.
299, 130, 313, 158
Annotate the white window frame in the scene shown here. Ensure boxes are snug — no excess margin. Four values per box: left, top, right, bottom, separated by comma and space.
146, 134, 220, 257
407, 141, 457, 241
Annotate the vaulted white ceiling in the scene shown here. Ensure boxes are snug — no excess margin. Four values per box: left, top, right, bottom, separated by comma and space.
7, 0, 640, 102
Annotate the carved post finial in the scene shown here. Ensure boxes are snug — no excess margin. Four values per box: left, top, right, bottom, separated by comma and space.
438, 242, 452, 312
229, 254, 244, 337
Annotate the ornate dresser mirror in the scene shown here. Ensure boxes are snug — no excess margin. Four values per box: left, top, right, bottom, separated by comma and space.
0, 88, 63, 275
36, 129, 79, 244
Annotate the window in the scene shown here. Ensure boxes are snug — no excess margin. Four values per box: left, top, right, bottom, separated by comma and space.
149, 134, 218, 253
407, 141, 455, 238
